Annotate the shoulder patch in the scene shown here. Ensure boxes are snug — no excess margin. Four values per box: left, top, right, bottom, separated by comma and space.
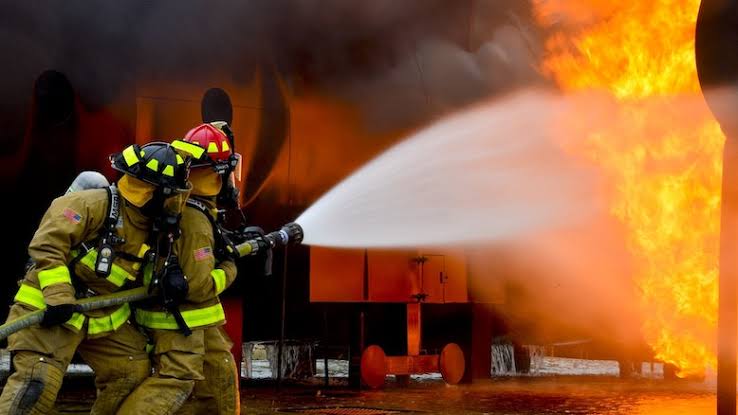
193, 246, 214, 262
62, 208, 82, 225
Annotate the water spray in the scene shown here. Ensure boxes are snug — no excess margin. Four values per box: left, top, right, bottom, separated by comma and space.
296, 90, 602, 248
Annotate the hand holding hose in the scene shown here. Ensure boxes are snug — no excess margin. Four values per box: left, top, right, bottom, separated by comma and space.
40, 303, 80, 327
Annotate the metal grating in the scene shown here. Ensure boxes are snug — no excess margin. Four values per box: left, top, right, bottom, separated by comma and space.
282, 407, 404, 415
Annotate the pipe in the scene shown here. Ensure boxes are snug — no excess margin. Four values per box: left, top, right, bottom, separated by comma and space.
718, 138, 738, 415
695, 1, 738, 413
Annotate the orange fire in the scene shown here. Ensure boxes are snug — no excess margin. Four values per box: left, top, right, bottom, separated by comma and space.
534, 0, 724, 376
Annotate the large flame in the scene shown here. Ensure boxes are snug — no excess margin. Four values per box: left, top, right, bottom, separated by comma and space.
534, 0, 724, 376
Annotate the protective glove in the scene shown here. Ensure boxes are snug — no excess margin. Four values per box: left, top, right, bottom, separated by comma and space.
160, 256, 188, 307
41, 303, 79, 328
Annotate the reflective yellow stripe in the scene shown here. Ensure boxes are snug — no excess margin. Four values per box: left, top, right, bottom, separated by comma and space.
65, 312, 85, 331
132, 243, 150, 271
38, 266, 72, 289
88, 303, 131, 335
172, 140, 205, 159
162, 165, 174, 177
145, 158, 159, 172
77, 250, 95, 269
14, 285, 85, 331
77, 249, 135, 287
88, 315, 109, 334
14, 284, 46, 310
122, 145, 140, 166
176, 154, 184, 165
221, 141, 230, 152
135, 303, 225, 330
106, 268, 130, 287
207, 142, 219, 154
211, 269, 226, 295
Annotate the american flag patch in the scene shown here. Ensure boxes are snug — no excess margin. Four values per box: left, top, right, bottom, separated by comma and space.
62, 208, 82, 224
193, 246, 213, 262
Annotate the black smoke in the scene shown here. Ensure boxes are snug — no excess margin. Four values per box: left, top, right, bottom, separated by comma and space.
0, 0, 544, 139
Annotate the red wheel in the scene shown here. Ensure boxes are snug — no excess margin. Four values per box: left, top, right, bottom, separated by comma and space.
439, 343, 465, 385
360, 345, 387, 389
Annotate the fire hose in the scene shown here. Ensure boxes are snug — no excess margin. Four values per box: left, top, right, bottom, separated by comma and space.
0, 287, 150, 341
0, 222, 303, 341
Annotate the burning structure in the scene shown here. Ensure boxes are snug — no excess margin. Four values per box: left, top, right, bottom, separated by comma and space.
0, 0, 735, 398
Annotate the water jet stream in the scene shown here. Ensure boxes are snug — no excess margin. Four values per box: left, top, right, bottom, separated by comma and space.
297, 89, 602, 248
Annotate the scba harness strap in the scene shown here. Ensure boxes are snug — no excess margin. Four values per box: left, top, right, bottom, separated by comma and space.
93, 185, 124, 278
69, 186, 149, 292
185, 198, 239, 261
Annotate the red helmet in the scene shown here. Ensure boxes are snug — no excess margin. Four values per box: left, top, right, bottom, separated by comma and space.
174, 122, 242, 204
174, 122, 241, 180
183, 123, 232, 165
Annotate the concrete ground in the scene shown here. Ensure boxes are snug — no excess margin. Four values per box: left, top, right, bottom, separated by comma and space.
0, 350, 712, 414
48, 376, 714, 414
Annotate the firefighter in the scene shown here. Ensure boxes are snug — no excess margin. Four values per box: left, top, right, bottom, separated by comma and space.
119, 123, 240, 415
0, 142, 191, 415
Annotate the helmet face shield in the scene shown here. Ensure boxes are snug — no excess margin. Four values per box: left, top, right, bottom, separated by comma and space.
233, 153, 243, 183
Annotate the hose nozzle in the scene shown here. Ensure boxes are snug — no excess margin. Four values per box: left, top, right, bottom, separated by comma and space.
275, 222, 304, 246
233, 222, 304, 257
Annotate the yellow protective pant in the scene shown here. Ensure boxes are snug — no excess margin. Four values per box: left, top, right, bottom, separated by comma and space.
117, 329, 206, 415
0, 304, 150, 415
176, 327, 240, 415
